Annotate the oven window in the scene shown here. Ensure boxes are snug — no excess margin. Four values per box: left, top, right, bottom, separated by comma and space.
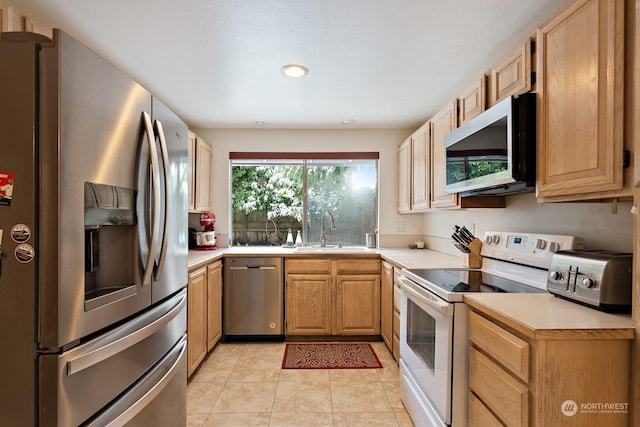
407, 299, 436, 373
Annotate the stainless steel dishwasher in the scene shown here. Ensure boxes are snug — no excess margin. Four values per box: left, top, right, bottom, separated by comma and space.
223, 257, 284, 341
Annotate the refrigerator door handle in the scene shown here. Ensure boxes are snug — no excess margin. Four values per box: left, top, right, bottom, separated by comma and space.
141, 112, 160, 287
66, 291, 186, 376
84, 335, 187, 427
152, 119, 170, 282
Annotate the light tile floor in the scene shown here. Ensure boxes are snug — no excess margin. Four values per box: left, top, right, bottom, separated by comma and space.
187, 341, 415, 426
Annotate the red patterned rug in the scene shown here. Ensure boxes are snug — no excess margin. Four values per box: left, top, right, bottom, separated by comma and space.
282, 343, 382, 369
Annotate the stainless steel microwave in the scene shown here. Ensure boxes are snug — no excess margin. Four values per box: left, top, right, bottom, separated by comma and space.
444, 93, 536, 197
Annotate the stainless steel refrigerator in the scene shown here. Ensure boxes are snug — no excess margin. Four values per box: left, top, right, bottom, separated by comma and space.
0, 29, 188, 426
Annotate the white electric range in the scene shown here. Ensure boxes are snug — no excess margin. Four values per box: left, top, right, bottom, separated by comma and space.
397, 231, 585, 427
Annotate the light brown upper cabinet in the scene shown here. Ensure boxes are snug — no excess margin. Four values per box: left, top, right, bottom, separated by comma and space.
411, 122, 431, 211
0, 0, 52, 37
430, 101, 459, 209
488, 38, 533, 107
397, 137, 412, 213
536, 0, 627, 201
0, 0, 24, 32
397, 122, 431, 213
188, 131, 212, 212
458, 76, 487, 125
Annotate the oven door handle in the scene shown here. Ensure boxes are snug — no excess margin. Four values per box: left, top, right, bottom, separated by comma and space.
398, 276, 454, 317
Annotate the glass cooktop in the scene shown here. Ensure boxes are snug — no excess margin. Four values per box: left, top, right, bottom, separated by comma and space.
403, 268, 546, 295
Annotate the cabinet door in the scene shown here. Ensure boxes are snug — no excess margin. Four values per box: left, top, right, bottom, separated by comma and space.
187, 131, 196, 211
206, 261, 222, 351
459, 76, 486, 125
285, 274, 332, 335
411, 122, 431, 211
489, 38, 532, 107
187, 268, 207, 377
397, 138, 412, 213
537, 0, 625, 199
380, 262, 393, 351
430, 101, 459, 209
195, 137, 212, 212
335, 274, 380, 335
0, 0, 25, 32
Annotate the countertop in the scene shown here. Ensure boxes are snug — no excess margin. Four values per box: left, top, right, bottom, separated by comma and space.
187, 246, 633, 337
464, 293, 634, 340
187, 246, 462, 270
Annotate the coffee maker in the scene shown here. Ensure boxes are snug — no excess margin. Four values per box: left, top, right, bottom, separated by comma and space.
194, 212, 217, 250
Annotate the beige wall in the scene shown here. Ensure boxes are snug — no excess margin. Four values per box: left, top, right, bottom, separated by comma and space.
194, 128, 633, 253
191, 127, 424, 247
422, 193, 633, 255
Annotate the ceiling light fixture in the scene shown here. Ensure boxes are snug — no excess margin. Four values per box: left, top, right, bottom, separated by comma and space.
255, 121, 266, 126
341, 119, 355, 125
281, 64, 309, 78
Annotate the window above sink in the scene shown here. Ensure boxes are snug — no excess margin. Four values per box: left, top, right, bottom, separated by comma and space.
230, 152, 379, 248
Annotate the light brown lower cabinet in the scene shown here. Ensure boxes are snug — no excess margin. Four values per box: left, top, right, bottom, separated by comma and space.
380, 261, 394, 350
187, 267, 207, 377
285, 257, 380, 336
468, 309, 632, 427
392, 269, 402, 361
206, 260, 222, 351
187, 259, 223, 377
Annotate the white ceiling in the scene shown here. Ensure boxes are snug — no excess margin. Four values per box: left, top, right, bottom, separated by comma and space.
11, 0, 568, 130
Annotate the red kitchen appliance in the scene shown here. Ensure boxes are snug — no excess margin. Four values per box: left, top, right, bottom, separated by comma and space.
195, 212, 217, 250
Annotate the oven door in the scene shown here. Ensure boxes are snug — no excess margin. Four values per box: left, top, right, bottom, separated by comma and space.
399, 275, 454, 425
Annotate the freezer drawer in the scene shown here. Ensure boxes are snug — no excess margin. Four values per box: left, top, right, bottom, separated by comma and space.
39, 290, 186, 426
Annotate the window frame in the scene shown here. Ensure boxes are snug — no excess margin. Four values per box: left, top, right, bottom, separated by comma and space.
229, 152, 379, 247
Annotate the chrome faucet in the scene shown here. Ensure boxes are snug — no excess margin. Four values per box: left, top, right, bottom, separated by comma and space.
320, 211, 336, 247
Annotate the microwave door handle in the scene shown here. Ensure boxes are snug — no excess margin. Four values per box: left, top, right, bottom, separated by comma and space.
398, 276, 453, 317
141, 112, 160, 287
153, 119, 170, 282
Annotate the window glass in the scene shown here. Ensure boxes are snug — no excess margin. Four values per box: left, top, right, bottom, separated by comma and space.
230, 158, 378, 246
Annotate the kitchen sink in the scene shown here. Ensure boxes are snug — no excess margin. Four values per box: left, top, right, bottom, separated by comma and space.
293, 246, 374, 253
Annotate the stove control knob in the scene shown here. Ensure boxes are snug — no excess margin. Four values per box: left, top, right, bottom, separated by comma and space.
581, 278, 596, 288
492, 235, 500, 244
549, 271, 563, 281
484, 235, 493, 244
548, 241, 559, 253
535, 239, 547, 249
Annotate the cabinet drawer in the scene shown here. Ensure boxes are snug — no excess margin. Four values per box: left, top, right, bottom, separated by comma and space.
286, 259, 332, 274
336, 259, 380, 274
469, 347, 528, 427
468, 392, 505, 427
469, 311, 529, 382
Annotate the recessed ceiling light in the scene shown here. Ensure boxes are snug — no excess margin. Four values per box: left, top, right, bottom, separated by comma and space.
255, 121, 266, 126
281, 64, 309, 78
341, 119, 355, 125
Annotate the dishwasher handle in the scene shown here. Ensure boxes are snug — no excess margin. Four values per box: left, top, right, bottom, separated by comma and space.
229, 265, 277, 270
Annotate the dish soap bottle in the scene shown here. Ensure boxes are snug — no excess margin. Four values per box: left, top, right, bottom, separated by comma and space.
295, 230, 303, 246
286, 229, 294, 246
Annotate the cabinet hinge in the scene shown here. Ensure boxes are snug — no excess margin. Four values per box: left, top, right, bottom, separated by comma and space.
530, 39, 536, 55
623, 150, 631, 168
530, 71, 536, 86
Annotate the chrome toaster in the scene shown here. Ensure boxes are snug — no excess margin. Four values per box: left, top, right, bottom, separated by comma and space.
547, 250, 633, 313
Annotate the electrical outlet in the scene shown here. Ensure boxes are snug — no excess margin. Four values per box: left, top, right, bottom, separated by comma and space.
468, 223, 475, 235
396, 222, 406, 232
